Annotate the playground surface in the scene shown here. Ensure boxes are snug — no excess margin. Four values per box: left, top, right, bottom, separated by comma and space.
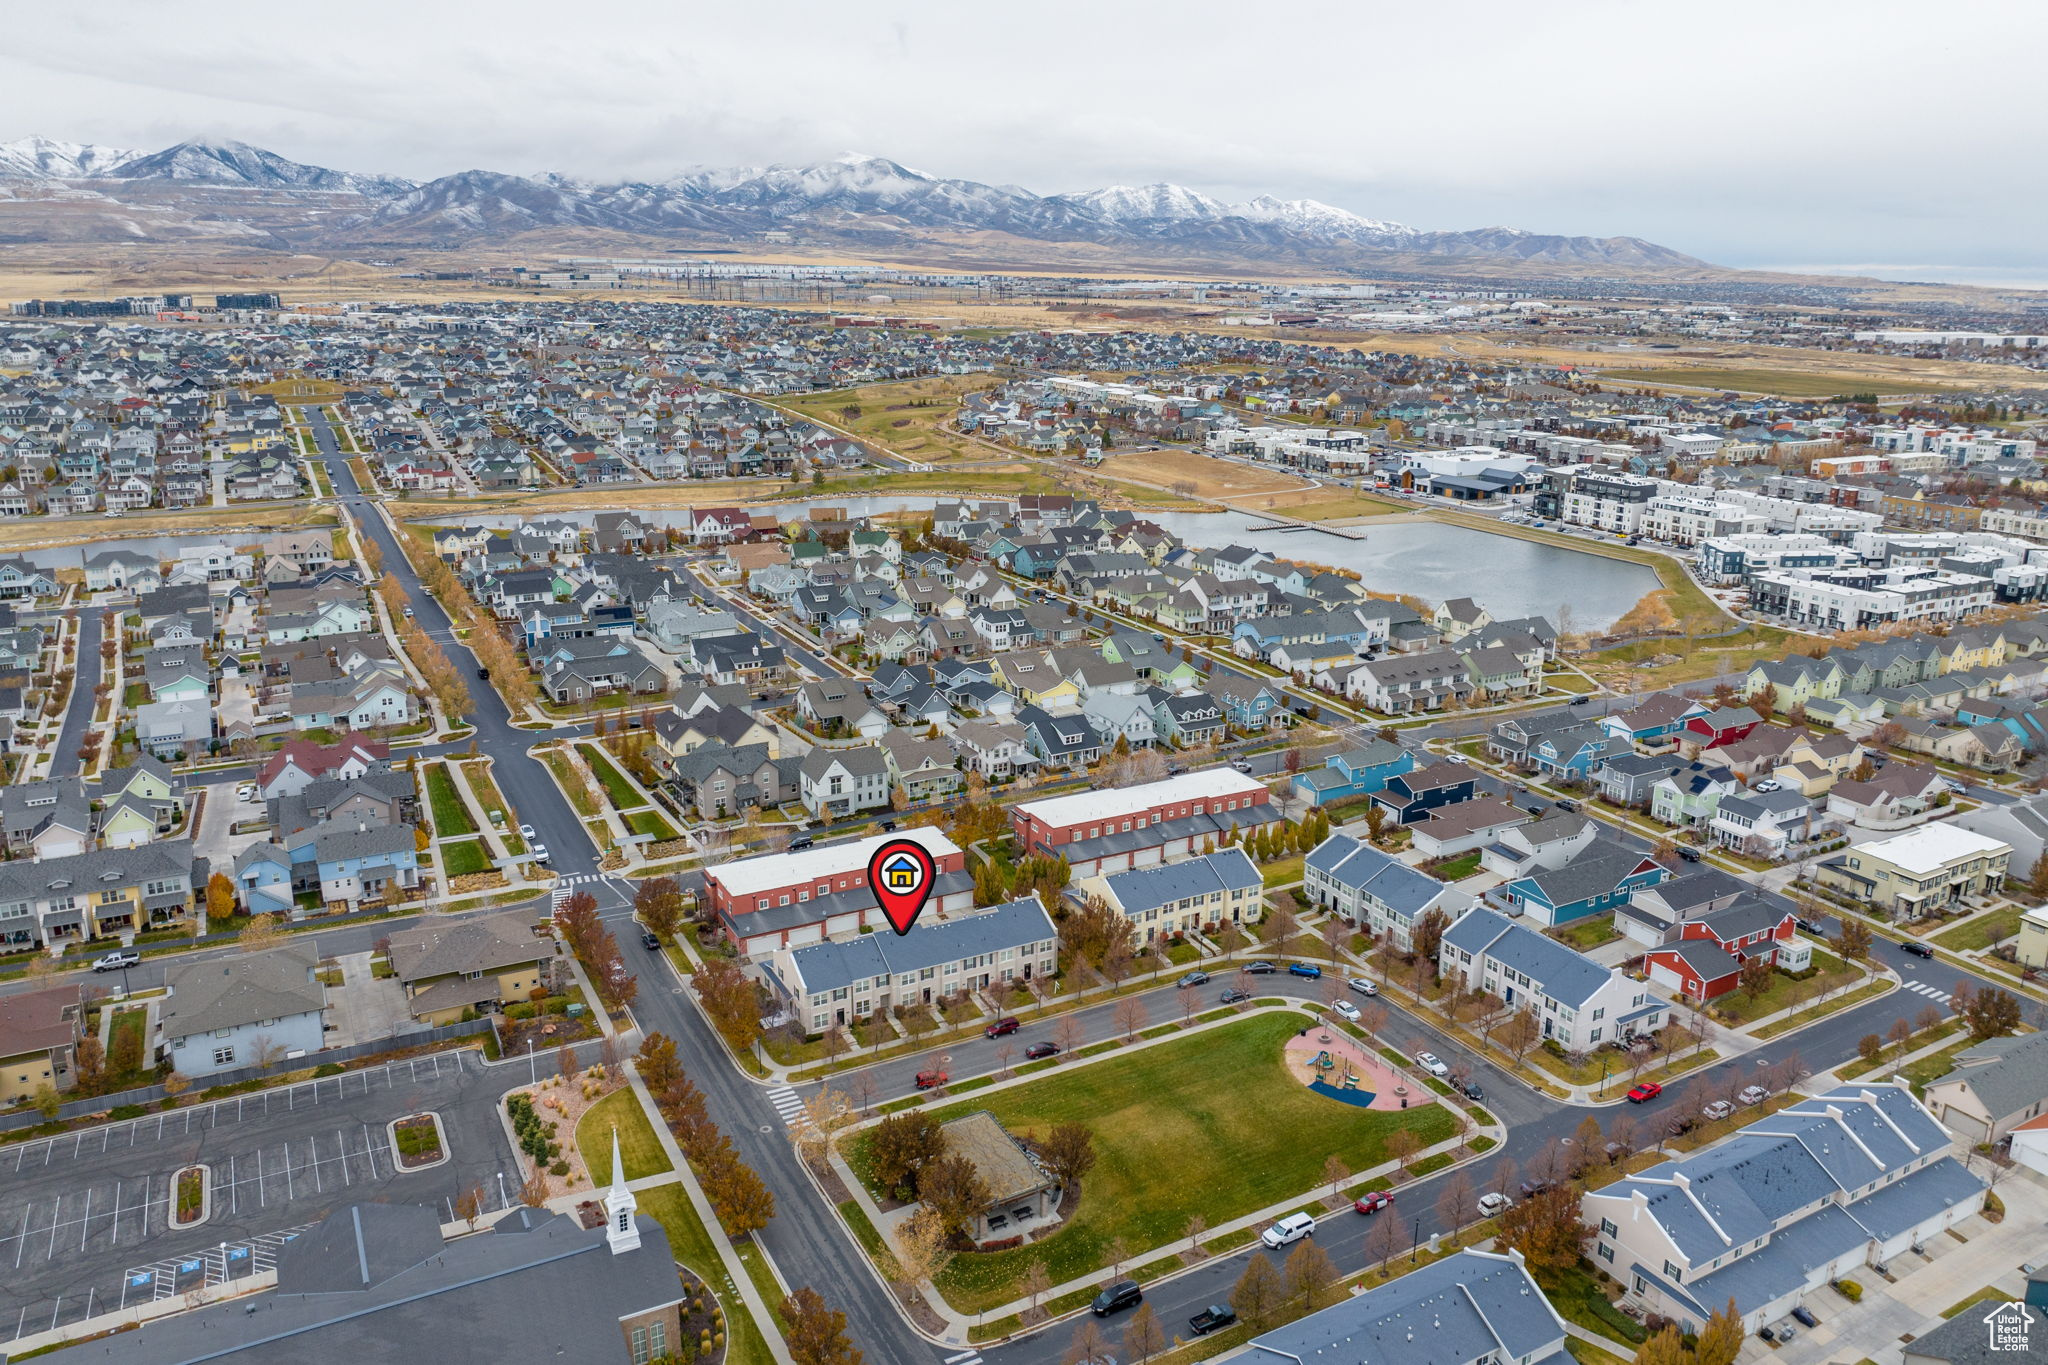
1283, 1028, 1411, 1111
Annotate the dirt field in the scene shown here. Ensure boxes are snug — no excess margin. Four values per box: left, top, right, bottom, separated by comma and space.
778, 375, 1006, 463
1103, 450, 1314, 498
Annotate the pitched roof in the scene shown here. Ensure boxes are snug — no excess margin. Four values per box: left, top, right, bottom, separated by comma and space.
386, 910, 542, 984
162, 944, 323, 1042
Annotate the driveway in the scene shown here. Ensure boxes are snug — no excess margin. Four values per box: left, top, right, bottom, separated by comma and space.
323, 951, 412, 1050
191, 781, 267, 875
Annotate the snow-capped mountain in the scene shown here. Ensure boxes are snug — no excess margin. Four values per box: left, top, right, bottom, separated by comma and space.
103, 139, 414, 196
0, 134, 1711, 274
0, 136, 140, 180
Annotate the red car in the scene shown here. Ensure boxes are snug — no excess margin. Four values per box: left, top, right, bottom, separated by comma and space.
915, 1070, 949, 1090
1353, 1190, 1393, 1215
984, 1017, 1020, 1038
1627, 1082, 1663, 1103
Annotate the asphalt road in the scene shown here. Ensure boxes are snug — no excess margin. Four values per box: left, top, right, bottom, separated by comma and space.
47, 607, 101, 779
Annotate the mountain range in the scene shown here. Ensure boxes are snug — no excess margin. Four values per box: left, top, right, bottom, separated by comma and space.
0, 135, 1711, 276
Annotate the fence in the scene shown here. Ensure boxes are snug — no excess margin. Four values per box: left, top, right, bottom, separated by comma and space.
0, 1017, 491, 1134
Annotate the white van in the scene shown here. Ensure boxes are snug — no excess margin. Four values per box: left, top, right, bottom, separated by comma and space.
1261, 1213, 1316, 1248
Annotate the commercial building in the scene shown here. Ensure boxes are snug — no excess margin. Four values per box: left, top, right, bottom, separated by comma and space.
1009, 768, 1278, 877
1815, 825, 2010, 921
703, 827, 970, 956
1584, 1084, 1986, 1335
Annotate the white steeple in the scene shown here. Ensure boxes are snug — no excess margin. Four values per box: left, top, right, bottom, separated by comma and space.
603, 1124, 639, 1255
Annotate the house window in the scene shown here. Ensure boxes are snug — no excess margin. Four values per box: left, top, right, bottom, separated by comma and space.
630, 1326, 650, 1365
1600, 1218, 1618, 1237
1663, 1260, 1683, 1283
1598, 1242, 1614, 1263
213, 1046, 235, 1067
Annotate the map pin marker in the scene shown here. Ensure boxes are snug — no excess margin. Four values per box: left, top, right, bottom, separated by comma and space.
868, 837, 936, 935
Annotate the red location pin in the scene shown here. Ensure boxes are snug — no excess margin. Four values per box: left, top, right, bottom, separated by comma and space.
867, 838, 936, 936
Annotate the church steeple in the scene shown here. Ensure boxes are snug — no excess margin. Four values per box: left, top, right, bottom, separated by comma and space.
603, 1125, 639, 1255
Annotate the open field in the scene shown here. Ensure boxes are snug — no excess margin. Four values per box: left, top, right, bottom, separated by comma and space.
0, 504, 337, 557
1601, 366, 1958, 398
779, 375, 1005, 465
853, 1010, 1453, 1313
1103, 449, 1313, 498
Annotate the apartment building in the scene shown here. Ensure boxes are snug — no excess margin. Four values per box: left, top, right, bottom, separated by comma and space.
0, 841, 195, 949
1749, 567, 1995, 630
1559, 468, 1659, 534
1815, 825, 2010, 921
702, 827, 971, 956
1009, 768, 1278, 877
1304, 832, 1473, 951
1075, 847, 1262, 943
1584, 1084, 1986, 1335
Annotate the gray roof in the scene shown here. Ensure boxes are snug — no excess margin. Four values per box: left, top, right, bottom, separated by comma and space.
1935, 1028, 2048, 1121
1242, 1248, 1568, 1365
783, 896, 1054, 996
1509, 839, 1660, 910
1441, 907, 1616, 1008
85, 1203, 684, 1365
1903, 1294, 2039, 1365
162, 944, 323, 1043
386, 910, 541, 983
1097, 848, 1259, 915
1306, 833, 1463, 920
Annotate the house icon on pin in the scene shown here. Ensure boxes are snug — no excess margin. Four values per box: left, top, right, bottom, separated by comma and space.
883, 854, 921, 890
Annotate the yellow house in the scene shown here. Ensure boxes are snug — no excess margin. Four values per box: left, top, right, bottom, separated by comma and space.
1770, 732, 1865, 797
0, 984, 79, 1104
2019, 905, 2048, 969
387, 910, 551, 1026
995, 651, 1082, 708
1816, 825, 2010, 922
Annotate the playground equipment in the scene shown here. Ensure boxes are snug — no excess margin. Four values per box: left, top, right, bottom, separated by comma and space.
1309, 1050, 1335, 1072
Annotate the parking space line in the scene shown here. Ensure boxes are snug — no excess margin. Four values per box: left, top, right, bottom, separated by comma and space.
108, 1181, 121, 1247
14, 1202, 28, 1269
227, 1154, 236, 1216
44, 1195, 60, 1261
361, 1123, 377, 1180
256, 1148, 264, 1209
338, 1131, 351, 1187
311, 1137, 322, 1195
77, 1188, 88, 1252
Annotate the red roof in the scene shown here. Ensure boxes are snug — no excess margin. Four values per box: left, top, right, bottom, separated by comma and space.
256, 734, 390, 787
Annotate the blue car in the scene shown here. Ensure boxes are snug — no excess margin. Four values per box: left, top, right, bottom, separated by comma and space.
1288, 963, 1322, 979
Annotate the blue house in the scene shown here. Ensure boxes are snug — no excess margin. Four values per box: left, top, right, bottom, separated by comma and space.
1006, 544, 1061, 580
1493, 839, 1666, 927
1600, 692, 1709, 748
1527, 723, 1632, 782
1372, 761, 1477, 824
1955, 698, 2048, 750
233, 842, 296, 916
285, 823, 421, 910
1209, 673, 1288, 731
1293, 740, 1416, 808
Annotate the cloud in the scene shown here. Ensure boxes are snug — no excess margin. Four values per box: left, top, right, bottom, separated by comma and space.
1, 0, 2043, 269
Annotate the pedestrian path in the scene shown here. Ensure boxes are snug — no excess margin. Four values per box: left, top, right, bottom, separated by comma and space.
942, 1350, 984, 1365
1902, 978, 1953, 1003
764, 1086, 805, 1128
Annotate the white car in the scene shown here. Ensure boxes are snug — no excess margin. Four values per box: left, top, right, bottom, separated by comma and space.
1261, 1212, 1316, 1248
1331, 1000, 1361, 1023
530, 844, 550, 865
1476, 1192, 1511, 1217
518, 824, 536, 841
1446, 754, 1469, 765
1347, 977, 1378, 997
1702, 1100, 1735, 1121
1415, 1052, 1450, 1078
1738, 1085, 1768, 1105
91, 950, 140, 972
235, 783, 258, 802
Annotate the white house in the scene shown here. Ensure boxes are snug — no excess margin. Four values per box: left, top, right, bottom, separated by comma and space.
160, 944, 326, 1077
1438, 906, 1663, 1051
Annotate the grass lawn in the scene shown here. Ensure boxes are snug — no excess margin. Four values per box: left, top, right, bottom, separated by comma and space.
575, 1088, 673, 1183
1549, 915, 1618, 951
634, 1183, 773, 1365
424, 764, 475, 837
1710, 950, 1860, 1025
1547, 1261, 1647, 1346
1751, 978, 1893, 1041
1897, 1034, 1979, 1098
541, 750, 599, 818
441, 839, 491, 878
853, 1010, 1453, 1314
577, 743, 644, 810
1940, 1285, 2015, 1319
107, 1007, 148, 1075
1838, 1019, 1961, 1080
1933, 909, 2021, 952
627, 809, 680, 840
1261, 856, 1305, 889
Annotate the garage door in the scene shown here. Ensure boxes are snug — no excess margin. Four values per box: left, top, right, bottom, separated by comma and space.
1648, 962, 1686, 993
1941, 1105, 1989, 1143
785, 923, 823, 947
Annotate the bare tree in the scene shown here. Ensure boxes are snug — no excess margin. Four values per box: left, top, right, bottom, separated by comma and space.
1054, 1013, 1083, 1058
1367, 1213, 1404, 1277
1113, 995, 1148, 1042
1184, 1213, 1209, 1258
1436, 1168, 1476, 1246
1178, 985, 1199, 1027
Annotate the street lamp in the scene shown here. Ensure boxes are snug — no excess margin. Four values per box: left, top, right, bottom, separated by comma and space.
1411, 1216, 1421, 1263
1600, 1053, 1610, 1099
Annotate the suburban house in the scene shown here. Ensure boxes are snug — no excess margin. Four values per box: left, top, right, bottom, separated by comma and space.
1439, 906, 1663, 1050
1815, 825, 2011, 921
1826, 764, 1949, 832
1951, 789, 2048, 877
1920, 1029, 2048, 1143
1303, 833, 1473, 950
1679, 705, 1764, 754
1602, 692, 1709, 749
797, 746, 890, 819
161, 944, 326, 1077
1371, 761, 1477, 825
1642, 896, 1811, 1001
1491, 839, 1667, 928
764, 896, 1056, 1029
1583, 1084, 1986, 1335
256, 734, 390, 801
0, 984, 79, 1104
386, 911, 554, 1025
1075, 848, 1262, 943
1290, 740, 1416, 809
1406, 796, 1532, 861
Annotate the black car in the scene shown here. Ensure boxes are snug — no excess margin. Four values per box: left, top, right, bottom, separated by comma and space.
1790, 1306, 1819, 1328
1189, 1304, 1238, 1335
475, 666, 491, 680
1463, 1082, 1484, 1101
787, 835, 814, 852
1794, 917, 1822, 934
1676, 846, 1702, 862
1091, 1279, 1142, 1316
1177, 970, 1211, 988
640, 929, 661, 950
1244, 961, 1277, 974
1568, 696, 1589, 706
1220, 987, 1252, 1004
1900, 940, 1935, 958
1024, 1042, 1059, 1060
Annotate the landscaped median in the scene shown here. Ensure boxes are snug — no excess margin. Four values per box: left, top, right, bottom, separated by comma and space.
833, 1008, 1464, 1318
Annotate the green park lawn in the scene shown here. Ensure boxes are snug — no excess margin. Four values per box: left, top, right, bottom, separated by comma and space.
858, 1010, 1453, 1314
577, 743, 646, 810
575, 1088, 673, 1183
441, 839, 491, 878
633, 1183, 773, 1365
1932, 909, 2020, 953
425, 763, 475, 836
1709, 949, 1861, 1025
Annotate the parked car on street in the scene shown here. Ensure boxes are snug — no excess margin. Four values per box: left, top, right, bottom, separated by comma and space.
1188, 1304, 1237, 1336
1353, 1190, 1392, 1215
639, 929, 661, 950
1177, 971, 1211, 988
1463, 1082, 1484, 1101
1477, 1192, 1511, 1216
1702, 1100, 1735, 1121
91, 950, 140, 972
1739, 1085, 1768, 1105
1288, 962, 1322, 979
1261, 1213, 1316, 1248
1091, 1280, 1142, 1317
1219, 987, 1252, 1004
984, 1017, 1020, 1038
914, 1070, 948, 1090
1331, 1000, 1360, 1022
1899, 940, 1935, 958
1024, 1042, 1059, 1060
1348, 977, 1378, 996
1415, 1052, 1450, 1078
1244, 961, 1276, 974
1627, 1081, 1663, 1103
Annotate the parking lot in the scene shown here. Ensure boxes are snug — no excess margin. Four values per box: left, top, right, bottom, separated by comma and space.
0, 1049, 516, 1344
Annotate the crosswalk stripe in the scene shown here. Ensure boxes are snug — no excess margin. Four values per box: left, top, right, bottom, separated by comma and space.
944, 1352, 982, 1364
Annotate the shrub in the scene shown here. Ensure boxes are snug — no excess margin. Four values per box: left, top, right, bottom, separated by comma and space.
550, 1160, 570, 1177
1834, 1279, 1862, 1302
313, 1063, 344, 1078
108, 1104, 147, 1121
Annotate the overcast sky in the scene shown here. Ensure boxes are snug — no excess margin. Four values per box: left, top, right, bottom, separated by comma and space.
5, 0, 2043, 277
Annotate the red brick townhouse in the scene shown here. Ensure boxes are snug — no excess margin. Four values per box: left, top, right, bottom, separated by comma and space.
703, 827, 971, 957
1642, 895, 1809, 1001
1010, 768, 1280, 878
